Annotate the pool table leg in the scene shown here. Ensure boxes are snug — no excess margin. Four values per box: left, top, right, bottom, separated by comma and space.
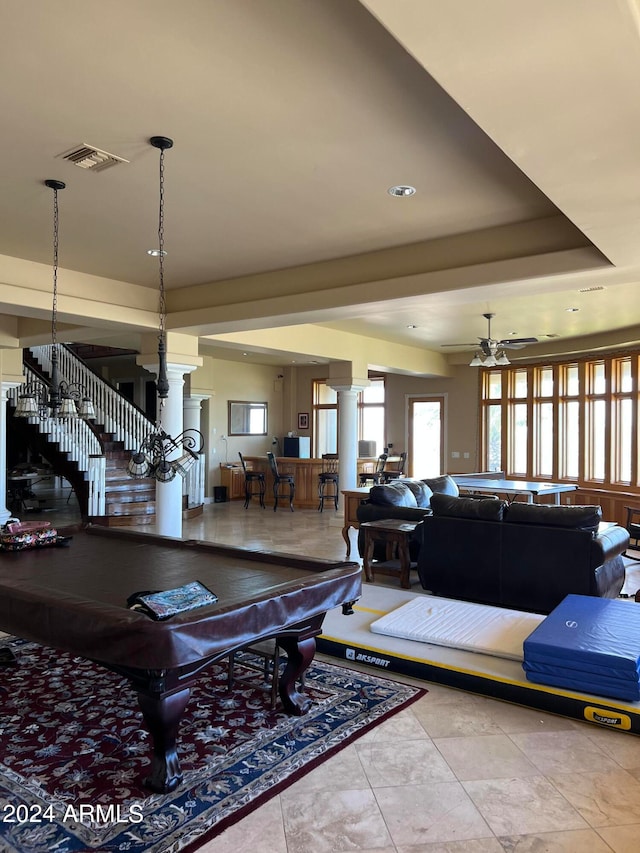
277, 636, 315, 715
137, 686, 191, 793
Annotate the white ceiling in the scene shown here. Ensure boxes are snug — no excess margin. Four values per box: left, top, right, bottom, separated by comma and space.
1, 0, 640, 367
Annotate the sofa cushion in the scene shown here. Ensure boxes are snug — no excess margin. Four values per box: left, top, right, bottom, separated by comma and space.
369, 482, 418, 508
399, 479, 433, 508
504, 502, 602, 533
430, 493, 507, 521
422, 474, 459, 497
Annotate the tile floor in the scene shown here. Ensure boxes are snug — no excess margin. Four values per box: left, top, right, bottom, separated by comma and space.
19, 486, 640, 852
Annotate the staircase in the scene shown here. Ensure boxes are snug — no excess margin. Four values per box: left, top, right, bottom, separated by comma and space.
97, 429, 157, 526
9, 346, 205, 525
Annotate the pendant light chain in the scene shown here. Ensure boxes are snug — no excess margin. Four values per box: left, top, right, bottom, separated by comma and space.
51, 184, 60, 349
127, 135, 204, 483
157, 146, 166, 342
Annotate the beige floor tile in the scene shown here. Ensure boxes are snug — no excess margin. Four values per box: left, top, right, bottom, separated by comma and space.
481, 700, 577, 735
356, 738, 455, 787
396, 841, 503, 853
495, 828, 614, 852
548, 768, 640, 827
580, 724, 640, 770
411, 697, 505, 738
281, 788, 393, 853
462, 776, 587, 836
279, 743, 370, 793
433, 734, 539, 781
356, 707, 431, 743
509, 729, 620, 775
596, 823, 640, 852
374, 781, 493, 846
200, 795, 287, 853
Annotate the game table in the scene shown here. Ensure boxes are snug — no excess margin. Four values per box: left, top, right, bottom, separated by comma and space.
0, 525, 361, 792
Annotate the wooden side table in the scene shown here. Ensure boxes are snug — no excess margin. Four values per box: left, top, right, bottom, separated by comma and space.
340, 487, 372, 556
361, 518, 421, 589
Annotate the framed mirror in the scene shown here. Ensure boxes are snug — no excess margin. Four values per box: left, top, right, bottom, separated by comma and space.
228, 401, 268, 436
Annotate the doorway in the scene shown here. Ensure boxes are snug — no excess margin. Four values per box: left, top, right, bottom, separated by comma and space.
408, 396, 445, 478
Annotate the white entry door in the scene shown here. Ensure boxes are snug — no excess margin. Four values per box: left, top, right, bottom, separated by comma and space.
408, 396, 445, 478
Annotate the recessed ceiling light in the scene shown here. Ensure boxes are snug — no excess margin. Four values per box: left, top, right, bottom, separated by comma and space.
387, 185, 416, 197
147, 249, 167, 257
406, 324, 417, 329
242, 352, 248, 356
566, 307, 579, 312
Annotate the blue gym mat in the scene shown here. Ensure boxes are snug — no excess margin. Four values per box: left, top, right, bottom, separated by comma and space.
523, 595, 640, 701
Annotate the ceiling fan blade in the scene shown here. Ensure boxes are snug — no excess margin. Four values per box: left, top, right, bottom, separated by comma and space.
441, 342, 478, 347
499, 337, 538, 345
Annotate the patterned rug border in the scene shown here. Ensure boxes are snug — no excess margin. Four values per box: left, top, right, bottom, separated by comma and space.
0, 638, 426, 852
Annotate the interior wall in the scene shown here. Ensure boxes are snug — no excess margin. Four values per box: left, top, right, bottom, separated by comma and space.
191, 355, 285, 488
383, 365, 480, 474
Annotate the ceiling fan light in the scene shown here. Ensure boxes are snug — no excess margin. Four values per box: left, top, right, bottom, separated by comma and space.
483, 354, 497, 368
469, 353, 484, 367
496, 351, 510, 366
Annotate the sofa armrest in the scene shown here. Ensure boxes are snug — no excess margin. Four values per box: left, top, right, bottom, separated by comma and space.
592, 523, 630, 564
356, 504, 431, 525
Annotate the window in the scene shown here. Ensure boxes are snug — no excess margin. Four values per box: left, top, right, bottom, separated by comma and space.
479, 352, 640, 491
312, 377, 385, 456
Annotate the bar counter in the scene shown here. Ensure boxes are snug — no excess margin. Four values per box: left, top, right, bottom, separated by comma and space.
239, 456, 376, 510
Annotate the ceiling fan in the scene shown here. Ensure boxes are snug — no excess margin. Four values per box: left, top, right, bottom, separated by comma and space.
442, 313, 538, 366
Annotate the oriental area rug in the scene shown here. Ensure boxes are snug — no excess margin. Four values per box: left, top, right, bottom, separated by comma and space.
0, 637, 425, 853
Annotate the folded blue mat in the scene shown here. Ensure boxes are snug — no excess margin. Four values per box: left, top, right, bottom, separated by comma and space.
522, 595, 640, 702
523, 667, 640, 702
523, 660, 640, 698
523, 650, 640, 682
523, 595, 640, 673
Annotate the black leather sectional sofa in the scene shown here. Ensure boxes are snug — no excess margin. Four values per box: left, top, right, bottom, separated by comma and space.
417, 494, 629, 614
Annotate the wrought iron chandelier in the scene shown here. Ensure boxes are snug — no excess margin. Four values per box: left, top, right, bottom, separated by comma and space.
14, 180, 96, 420
127, 136, 203, 483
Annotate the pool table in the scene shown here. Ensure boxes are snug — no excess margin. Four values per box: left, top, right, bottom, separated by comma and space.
0, 525, 361, 792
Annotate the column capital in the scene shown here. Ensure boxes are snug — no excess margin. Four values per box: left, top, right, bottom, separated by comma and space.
327, 382, 368, 394
137, 360, 200, 378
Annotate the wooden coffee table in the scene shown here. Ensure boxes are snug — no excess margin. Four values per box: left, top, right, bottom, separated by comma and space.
361, 518, 421, 589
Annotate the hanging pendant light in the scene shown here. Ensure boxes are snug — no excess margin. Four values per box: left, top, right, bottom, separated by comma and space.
14, 180, 96, 421
127, 136, 203, 482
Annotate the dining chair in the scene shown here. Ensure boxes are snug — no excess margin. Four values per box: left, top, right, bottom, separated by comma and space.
624, 506, 640, 560
358, 453, 388, 486
238, 452, 265, 509
267, 451, 295, 511
317, 453, 339, 511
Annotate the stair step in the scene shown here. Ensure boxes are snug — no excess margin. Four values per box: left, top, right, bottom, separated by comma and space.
105, 502, 156, 516
90, 514, 155, 527
105, 492, 155, 504
105, 477, 154, 489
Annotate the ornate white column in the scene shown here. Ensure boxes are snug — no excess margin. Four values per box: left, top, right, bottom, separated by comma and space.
0, 381, 21, 524
138, 359, 199, 539
183, 393, 210, 506
328, 361, 370, 505
183, 394, 209, 433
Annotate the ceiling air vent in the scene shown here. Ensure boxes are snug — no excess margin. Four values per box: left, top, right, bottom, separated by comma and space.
578, 286, 605, 293
58, 144, 129, 173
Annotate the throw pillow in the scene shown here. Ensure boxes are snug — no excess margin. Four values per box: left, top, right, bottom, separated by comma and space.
369, 482, 418, 508
422, 474, 459, 497
399, 479, 433, 508
504, 503, 602, 533
430, 493, 507, 521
